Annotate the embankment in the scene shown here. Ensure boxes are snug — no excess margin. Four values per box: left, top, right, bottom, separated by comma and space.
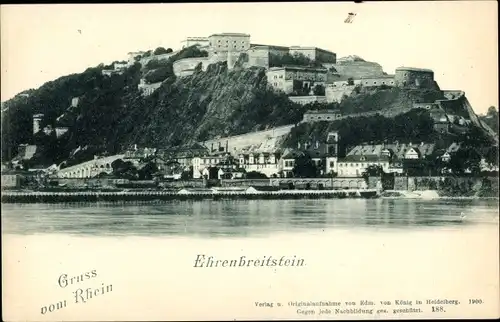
1, 189, 378, 203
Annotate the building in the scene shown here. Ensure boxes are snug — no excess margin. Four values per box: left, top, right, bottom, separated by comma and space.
288, 46, 336, 63
71, 97, 80, 108
192, 155, 230, 179
340, 142, 436, 176
394, 67, 435, 89
237, 152, 282, 177
267, 66, 327, 95
55, 127, 69, 138
138, 79, 162, 96
330, 75, 396, 88
280, 131, 339, 178
302, 109, 342, 123
208, 33, 251, 52
127, 51, 146, 66
1, 173, 22, 188
337, 154, 391, 177
33, 114, 44, 134
181, 37, 209, 49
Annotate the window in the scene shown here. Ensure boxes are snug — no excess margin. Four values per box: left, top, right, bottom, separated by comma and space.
329, 161, 334, 167
374, 82, 377, 84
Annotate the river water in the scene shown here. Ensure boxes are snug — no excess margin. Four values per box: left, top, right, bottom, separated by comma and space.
2, 199, 499, 320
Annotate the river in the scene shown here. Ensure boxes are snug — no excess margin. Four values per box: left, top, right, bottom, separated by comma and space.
2, 199, 499, 320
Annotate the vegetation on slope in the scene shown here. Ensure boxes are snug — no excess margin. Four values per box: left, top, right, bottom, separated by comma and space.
1, 58, 303, 167
478, 106, 499, 135
303, 86, 444, 115
283, 108, 493, 158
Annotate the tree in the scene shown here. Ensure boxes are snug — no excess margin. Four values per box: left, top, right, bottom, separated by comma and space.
292, 155, 319, 178
484, 146, 499, 167
313, 84, 325, 96
111, 159, 138, 179
487, 106, 498, 118
181, 166, 194, 180
448, 147, 482, 175
153, 47, 169, 55
245, 171, 268, 179
362, 165, 384, 177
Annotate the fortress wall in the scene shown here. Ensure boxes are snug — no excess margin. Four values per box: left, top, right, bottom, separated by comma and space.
289, 96, 327, 105
139, 51, 178, 66
412, 102, 440, 110
331, 62, 384, 78
172, 57, 209, 77
200, 125, 295, 153
325, 85, 356, 103
247, 47, 270, 69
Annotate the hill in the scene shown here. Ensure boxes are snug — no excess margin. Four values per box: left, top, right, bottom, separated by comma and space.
1, 54, 304, 166
1, 46, 496, 168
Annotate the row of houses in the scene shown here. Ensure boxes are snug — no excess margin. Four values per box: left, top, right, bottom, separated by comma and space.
119, 130, 497, 180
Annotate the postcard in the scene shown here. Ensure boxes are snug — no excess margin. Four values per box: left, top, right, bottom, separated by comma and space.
1, 2, 499, 321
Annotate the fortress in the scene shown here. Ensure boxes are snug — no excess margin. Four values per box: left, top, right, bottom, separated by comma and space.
171, 33, 339, 77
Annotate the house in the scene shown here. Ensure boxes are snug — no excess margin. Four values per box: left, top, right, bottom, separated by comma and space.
157, 143, 209, 170
280, 149, 305, 178
280, 131, 340, 177
218, 168, 246, 180
337, 154, 390, 177
237, 152, 281, 177
1, 172, 23, 188
440, 143, 461, 162
342, 142, 435, 176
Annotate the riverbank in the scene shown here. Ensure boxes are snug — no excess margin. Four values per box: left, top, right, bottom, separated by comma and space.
0, 189, 379, 203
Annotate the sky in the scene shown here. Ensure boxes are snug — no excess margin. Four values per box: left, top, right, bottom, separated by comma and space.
1, 1, 498, 114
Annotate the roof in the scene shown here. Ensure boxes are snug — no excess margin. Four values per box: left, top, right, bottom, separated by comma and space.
446, 142, 461, 153
268, 66, 327, 73
341, 154, 390, 162
209, 33, 250, 37
289, 46, 336, 54
250, 44, 289, 50
347, 143, 435, 160
396, 67, 434, 73
282, 149, 306, 159
184, 37, 208, 40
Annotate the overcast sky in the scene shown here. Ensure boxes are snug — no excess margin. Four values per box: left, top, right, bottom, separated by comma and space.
1, 2, 498, 114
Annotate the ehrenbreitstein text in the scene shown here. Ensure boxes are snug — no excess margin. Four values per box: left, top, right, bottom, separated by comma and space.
193, 254, 305, 268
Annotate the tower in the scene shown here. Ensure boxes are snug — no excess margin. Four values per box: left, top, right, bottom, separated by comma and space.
326, 131, 339, 155
33, 114, 44, 134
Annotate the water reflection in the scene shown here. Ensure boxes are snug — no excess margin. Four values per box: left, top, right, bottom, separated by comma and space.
1, 199, 498, 237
